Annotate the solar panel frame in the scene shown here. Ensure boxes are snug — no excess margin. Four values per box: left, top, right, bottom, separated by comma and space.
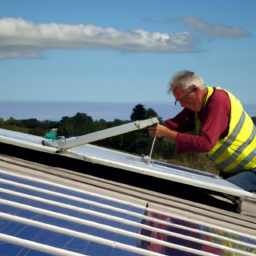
0, 127, 256, 201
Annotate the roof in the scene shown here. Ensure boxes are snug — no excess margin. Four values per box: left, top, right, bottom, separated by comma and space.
0, 127, 256, 255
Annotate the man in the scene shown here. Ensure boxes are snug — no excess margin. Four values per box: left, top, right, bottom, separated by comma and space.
148, 70, 256, 192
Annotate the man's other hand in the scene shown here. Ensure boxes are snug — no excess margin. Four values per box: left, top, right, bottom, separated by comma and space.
148, 124, 177, 142
148, 124, 167, 137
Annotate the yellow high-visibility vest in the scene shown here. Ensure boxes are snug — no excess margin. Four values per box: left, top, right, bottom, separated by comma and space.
195, 87, 256, 175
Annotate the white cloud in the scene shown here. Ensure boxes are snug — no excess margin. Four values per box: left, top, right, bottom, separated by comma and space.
179, 15, 250, 39
0, 17, 198, 59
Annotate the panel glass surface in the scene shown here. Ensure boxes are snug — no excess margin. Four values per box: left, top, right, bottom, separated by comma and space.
0, 243, 54, 256
0, 172, 139, 210
1, 169, 256, 256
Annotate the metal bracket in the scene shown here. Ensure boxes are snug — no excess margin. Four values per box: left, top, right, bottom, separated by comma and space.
142, 137, 156, 164
42, 118, 159, 150
134, 122, 140, 129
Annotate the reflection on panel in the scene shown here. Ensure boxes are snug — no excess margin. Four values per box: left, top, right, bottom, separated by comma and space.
137, 210, 256, 255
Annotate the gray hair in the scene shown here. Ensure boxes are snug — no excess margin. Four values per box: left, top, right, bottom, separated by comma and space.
168, 70, 206, 94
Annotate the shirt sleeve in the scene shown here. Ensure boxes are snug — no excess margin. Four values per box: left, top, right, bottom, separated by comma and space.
163, 107, 195, 133
175, 90, 231, 153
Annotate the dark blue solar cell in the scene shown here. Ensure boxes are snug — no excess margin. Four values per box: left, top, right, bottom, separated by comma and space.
0, 183, 93, 209
0, 218, 11, 233
85, 241, 113, 256
0, 219, 90, 254
129, 206, 146, 215
0, 243, 30, 256
18, 248, 54, 256
31, 230, 89, 253
0, 204, 124, 236
0, 194, 125, 229
91, 205, 130, 219
115, 233, 139, 250
0, 185, 143, 221
0, 238, 90, 256
0, 192, 88, 217
90, 227, 117, 241
80, 213, 122, 229
119, 223, 141, 234
112, 248, 144, 256
0, 204, 39, 220
125, 214, 143, 224
0, 220, 39, 240
124, 207, 146, 224
0, 173, 144, 211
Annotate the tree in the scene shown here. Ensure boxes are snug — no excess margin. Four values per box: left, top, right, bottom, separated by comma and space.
21, 118, 41, 128
145, 108, 158, 118
0, 118, 4, 127
145, 108, 163, 123
130, 104, 147, 121
57, 112, 95, 137
57, 116, 72, 137
5, 117, 22, 127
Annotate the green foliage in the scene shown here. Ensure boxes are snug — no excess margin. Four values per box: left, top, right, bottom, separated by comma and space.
57, 116, 72, 137
0, 104, 171, 160
94, 119, 129, 148
145, 107, 162, 122
0, 116, 59, 136
1, 124, 30, 134
5, 117, 22, 127
130, 104, 147, 121
0, 118, 4, 127
58, 112, 95, 137
21, 118, 41, 128
152, 138, 176, 159
121, 130, 151, 155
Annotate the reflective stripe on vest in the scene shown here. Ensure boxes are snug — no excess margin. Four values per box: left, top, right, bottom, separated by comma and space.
197, 87, 256, 174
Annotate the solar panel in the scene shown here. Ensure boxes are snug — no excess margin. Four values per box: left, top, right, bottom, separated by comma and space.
0, 127, 256, 203
0, 170, 256, 256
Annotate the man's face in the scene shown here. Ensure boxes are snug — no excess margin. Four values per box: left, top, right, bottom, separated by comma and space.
173, 86, 201, 112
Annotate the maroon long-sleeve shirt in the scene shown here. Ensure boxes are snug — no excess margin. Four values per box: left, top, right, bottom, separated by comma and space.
163, 90, 231, 153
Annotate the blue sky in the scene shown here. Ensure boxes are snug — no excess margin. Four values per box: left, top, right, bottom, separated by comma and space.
0, 0, 255, 121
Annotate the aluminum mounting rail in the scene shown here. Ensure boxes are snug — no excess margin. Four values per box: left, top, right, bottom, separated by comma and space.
0, 234, 88, 256
3, 212, 254, 256
42, 118, 159, 150
1, 181, 256, 241
2, 198, 256, 254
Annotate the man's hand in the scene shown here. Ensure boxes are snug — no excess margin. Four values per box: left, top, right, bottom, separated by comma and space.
148, 124, 167, 137
148, 124, 177, 142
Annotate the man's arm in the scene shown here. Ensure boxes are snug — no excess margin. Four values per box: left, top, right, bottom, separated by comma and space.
163, 107, 195, 133
148, 107, 194, 142
176, 90, 231, 153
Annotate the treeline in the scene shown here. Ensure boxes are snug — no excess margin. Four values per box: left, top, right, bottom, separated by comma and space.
0, 104, 174, 159
0, 117, 59, 136
1, 105, 256, 162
